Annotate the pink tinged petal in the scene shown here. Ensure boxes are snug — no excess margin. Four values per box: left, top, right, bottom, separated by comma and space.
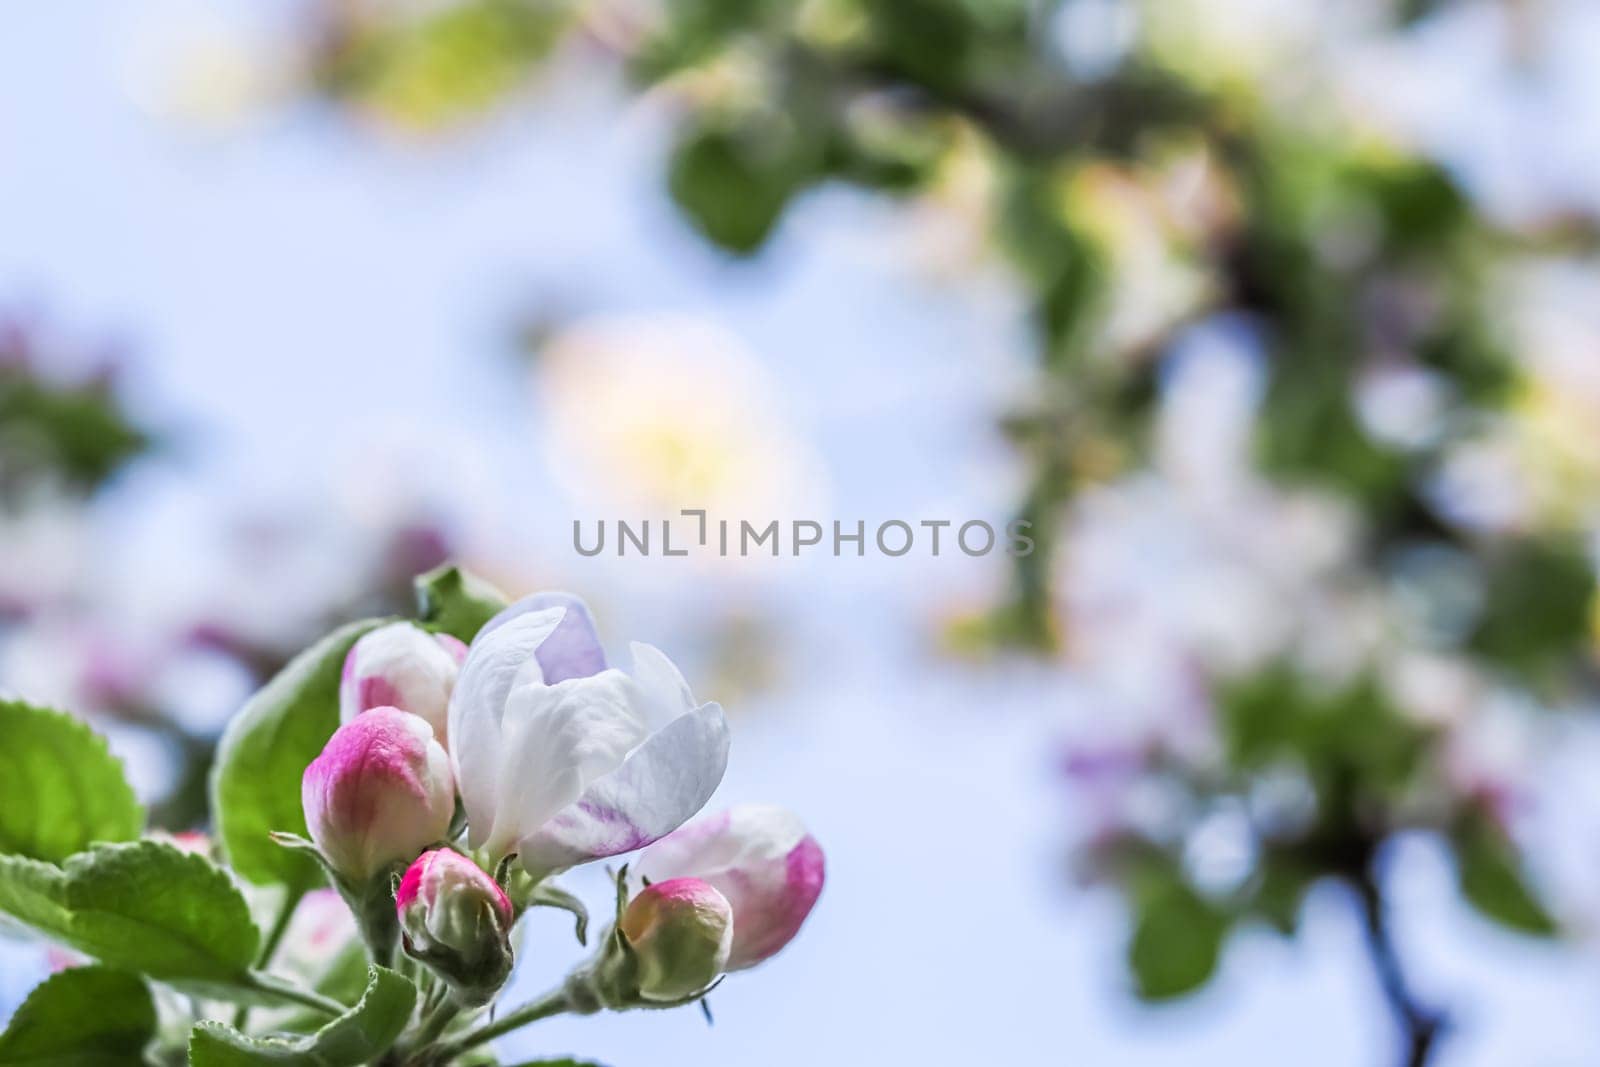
357, 676, 405, 712
731, 834, 825, 970
483, 592, 607, 684
340, 622, 462, 747
448, 607, 566, 850
637, 805, 825, 970
395, 854, 426, 911
515, 701, 731, 876
301, 708, 455, 882
397, 848, 512, 933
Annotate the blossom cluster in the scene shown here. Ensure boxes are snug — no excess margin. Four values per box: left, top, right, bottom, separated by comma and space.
300, 592, 824, 1030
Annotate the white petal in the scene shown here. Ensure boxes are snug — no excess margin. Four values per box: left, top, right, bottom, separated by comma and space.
516, 702, 730, 876
449, 606, 565, 849
637, 804, 806, 880
339, 621, 460, 745
482, 670, 646, 858
483, 592, 606, 683
627, 642, 697, 728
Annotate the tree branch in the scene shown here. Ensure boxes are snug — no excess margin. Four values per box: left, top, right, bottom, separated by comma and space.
1353, 868, 1447, 1067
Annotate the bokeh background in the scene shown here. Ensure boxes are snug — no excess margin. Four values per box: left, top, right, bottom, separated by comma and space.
5, 1, 1600, 1064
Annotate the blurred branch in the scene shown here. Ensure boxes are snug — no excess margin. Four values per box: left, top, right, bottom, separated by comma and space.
782, 41, 1204, 162
1354, 864, 1447, 1067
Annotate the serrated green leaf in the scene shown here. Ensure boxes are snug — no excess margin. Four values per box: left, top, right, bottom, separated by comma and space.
0, 700, 143, 862
415, 564, 508, 643
188, 966, 416, 1066
1455, 820, 1558, 937
1128, 882, 1230, 1001
0, 854, 74, 938
263, 935, 373, 1036
0, 841, 259, 991
212, 619, 390, 889
0, 966, 156, 1066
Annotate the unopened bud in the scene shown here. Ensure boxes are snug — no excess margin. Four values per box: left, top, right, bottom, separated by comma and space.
301, 708, 454, 884
618, 878, 732, 1003
341, 622, 467, 748
636, 805, 824, 970
396, 849, 514, 1004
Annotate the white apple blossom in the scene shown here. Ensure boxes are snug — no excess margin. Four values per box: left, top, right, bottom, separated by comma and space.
447, 593, 730, 877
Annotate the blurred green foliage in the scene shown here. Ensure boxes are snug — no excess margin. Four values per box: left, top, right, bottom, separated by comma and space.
313, 0, 568, 132
0, 324, 150, 500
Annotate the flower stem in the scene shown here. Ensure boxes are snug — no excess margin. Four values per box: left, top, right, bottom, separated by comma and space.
428, 986, 576, 1061
246, 971, 349, 1017
231, 888, 306, 1030
256, 887, 306, 968
338, 874, 400, 969
406, 997, 465, 1056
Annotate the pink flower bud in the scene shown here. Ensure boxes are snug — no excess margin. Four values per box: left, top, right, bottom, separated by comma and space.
636, 805, 823, 970
340, 622, 467, 748
620, 877, 733, 1002
301, 708, 455, 883
396, 849, 514, 1004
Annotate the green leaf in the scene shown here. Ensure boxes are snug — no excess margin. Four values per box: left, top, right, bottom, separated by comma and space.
0, 854, 75, 938
1455, 819, 1558, 937
0, 700, 143, 862
0, 841, 259, 992
188, 966, 417, 1066
1128, 882, 1230, 1001
415, 564, 508, 643
1470, 538, 1596, 685
0, 966, 156, 1066
668, 124, 814, 254
1251, 853, 1315, 937
212, 619, 390, 889
1219, 667, 1428, 797
323, 0, 567, 133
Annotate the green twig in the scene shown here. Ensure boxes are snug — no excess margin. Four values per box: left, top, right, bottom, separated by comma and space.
404, 997, 465, 1058
246, 971, 349, 1017
232, 888, 306, 1028
428, 986, 575, 1061
257, 887, 306, 968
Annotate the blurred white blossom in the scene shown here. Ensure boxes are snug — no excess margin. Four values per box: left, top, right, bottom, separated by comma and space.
536, 314, 826, 524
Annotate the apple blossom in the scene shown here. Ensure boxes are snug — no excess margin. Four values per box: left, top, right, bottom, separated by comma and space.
635, 805, 824, 970
340, 621, 467, 747
301, 707, 455, 884
397, 849, 514, 1004
447, 593, 730, 876
618, 877, 733, 1003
